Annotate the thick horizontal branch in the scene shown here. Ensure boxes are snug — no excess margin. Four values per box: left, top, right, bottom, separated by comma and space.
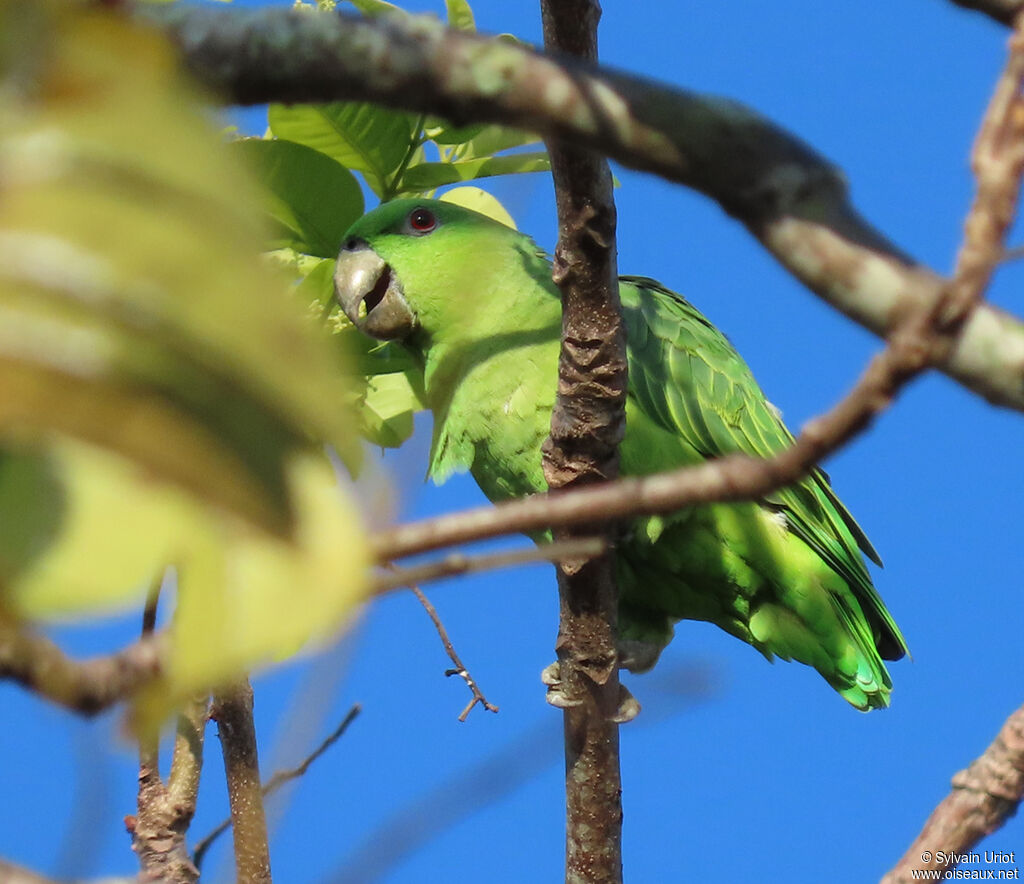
0, 620, 163, 714
148, 4, 1024, 412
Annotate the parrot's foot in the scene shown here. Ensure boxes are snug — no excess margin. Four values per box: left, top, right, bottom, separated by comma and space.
541, 662, 641, 723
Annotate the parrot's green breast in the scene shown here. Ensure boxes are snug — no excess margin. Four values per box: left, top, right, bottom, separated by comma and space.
335, 198, 908, 711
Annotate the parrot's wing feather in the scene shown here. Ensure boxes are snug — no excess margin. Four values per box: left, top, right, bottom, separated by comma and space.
621, 276, 907, 660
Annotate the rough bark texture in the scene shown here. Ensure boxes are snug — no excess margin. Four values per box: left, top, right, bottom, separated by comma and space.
539, 3, 626, 883
211, 680, 272, 884
130, 696, 207, 884
147, 3, 1024, 414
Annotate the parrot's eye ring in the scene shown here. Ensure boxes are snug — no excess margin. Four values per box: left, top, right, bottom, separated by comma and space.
408, 207, 437, 234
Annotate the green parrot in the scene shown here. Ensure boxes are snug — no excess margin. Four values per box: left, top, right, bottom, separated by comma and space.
334, 198, 908, 710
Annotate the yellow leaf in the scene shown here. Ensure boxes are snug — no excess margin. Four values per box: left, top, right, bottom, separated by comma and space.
440, 186, 517, 229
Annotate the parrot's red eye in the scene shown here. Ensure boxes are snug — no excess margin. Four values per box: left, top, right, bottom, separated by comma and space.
408, 207, 437, 234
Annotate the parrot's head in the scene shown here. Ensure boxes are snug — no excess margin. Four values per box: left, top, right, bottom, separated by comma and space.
334, 198, 552, 348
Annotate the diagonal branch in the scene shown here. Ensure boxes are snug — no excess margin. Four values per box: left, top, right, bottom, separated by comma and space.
148, 3, 1024, 413
883, 15, 1024, 878
881, 702, 1024, 883
409, 585, 498, 721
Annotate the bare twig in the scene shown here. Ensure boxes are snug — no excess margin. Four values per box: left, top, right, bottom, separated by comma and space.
192, 705, 362, 870
130, 576, 206, 884
373, 537, 605, 595
148, 3, 1024, 413
0, 619, 163, 714
882, 702, 1024, 883
946, 12, 1024, 323
408, 585, 498, 721
211, 679, 272, 884
323, 663, 712, 884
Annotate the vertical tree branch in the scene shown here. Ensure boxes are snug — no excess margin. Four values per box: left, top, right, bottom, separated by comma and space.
540, 2, 627, 883
130, 582, 206, 884
211, 679, 272, 884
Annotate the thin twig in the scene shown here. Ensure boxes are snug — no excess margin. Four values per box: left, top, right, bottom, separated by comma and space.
369, 306, 953, 566
373, 537, 605, 594
148, 3, 1024, 412
409, 585, 498, 721
211, 679, 272, 884
193, 705, 362, 869
882, 702, 1024, 883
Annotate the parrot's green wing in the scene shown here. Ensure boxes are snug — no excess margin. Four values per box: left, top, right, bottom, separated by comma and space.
621, 276, 907, 661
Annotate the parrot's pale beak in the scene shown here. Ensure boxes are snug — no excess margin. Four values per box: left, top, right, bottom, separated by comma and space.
334, 241, 417, 340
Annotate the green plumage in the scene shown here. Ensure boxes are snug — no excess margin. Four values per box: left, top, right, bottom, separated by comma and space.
335, 198, 908, 710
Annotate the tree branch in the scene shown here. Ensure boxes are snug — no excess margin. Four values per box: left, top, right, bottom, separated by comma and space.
211, 679, 272, 884
373, 537, 604, 594
130, 695, 207, 884
882, 702, 1024, 883
130, 583, 207, 884
539, 2, 625, 882
409, 585, 498, 721
0, 619, 163, 714
193, 705, 361, 870
947, 0, 1024, 26
148, 3, 1024, 413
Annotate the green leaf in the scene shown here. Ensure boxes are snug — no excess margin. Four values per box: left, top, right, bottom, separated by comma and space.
233, 139, 363, 259
295, 257, 340, 314
463, 125, 541, 158
445, 0, 475, 31
346, 0, 403, 17
399, 152, 550, 191
424, 120, 488, 146
269, 103, 417, 196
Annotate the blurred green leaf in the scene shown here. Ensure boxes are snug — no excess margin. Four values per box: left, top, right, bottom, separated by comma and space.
445, 0, 475, 31
269, 102, 417, 196
359, 371, 424, 448
399, 152, 550, 191
233, 139, 363, 259
0, 4, 370, 701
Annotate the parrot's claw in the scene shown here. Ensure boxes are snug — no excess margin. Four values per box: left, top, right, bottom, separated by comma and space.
612, 684, 642, 723
541, 662, 641, 723
542, 662, 583, 709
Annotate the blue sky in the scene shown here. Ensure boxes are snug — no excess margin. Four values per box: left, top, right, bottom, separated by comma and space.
3, 1, 1022, 882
